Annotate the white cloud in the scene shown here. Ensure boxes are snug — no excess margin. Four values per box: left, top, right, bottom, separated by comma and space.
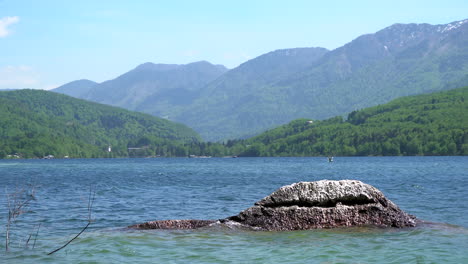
0, 65, 40, 89
0, 16, 19, 38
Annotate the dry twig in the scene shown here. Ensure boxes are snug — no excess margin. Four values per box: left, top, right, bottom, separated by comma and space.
5, 185, 35, 251
47, 187, 96, 255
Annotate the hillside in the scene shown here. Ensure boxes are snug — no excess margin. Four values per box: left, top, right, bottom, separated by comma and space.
53, 48, 329, 138
56, 61, 228, 115
54, 19, 468, 141
0, 89, 201, 158
233, 86, 468, 156
182, 19, 468, 141
176, 47, 330, 139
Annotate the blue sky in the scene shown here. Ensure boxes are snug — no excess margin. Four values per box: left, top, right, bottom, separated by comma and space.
1, 0, 467, 90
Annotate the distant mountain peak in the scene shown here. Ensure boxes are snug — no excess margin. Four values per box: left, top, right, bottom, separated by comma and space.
70, 79, 97, 84
382, 18, 468, 36
269, 47, 326, 54
134, 62, 179, 72
437, 19, 468, 33
186, 60, 229, 71
134, 61, 227, 72
187, 60, 212, 66
53, 79, 98, 97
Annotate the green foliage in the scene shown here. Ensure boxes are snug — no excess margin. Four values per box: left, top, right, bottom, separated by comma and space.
0, 90, 201, 159
230, 87, 468, 157
2, 86, 467, 159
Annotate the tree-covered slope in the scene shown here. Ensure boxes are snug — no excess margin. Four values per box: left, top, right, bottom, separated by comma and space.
0, 89, 201, 158
182, 19, 468, 141
235, 86, 468, 156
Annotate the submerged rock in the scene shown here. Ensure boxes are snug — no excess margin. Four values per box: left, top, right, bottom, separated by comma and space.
129, 219, 216, 230
130, 180, 418, 231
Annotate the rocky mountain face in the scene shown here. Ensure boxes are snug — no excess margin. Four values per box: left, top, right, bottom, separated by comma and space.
54, 19, 468, 141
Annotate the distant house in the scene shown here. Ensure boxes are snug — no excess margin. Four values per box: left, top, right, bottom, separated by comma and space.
307, 120, 314, 124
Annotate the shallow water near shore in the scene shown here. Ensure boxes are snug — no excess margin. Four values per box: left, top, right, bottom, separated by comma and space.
1, 157, 467, 263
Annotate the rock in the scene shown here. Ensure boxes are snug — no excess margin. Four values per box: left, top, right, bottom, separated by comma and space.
129, 180, 418, 231
226, 180, 418, 230
129, 219, 216, 230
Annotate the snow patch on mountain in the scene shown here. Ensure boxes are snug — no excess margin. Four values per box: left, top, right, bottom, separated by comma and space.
438, 19, 468, 33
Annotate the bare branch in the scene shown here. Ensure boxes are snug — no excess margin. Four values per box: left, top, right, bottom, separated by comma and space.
5, 185, 35, 252
32, 223, 41, 249
26, 233, 32, 248
47, 187, 96, 255
47, 222, 90, 255
26, 223, 41, 249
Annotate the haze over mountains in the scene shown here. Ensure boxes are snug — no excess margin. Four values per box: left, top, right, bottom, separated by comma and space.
54, 19, 468, 141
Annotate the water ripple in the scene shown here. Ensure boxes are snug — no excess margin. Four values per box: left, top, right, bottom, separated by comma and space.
1, 157, 467, 263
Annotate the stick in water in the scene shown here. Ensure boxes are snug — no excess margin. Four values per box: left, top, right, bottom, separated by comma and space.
47, 188, 95, 255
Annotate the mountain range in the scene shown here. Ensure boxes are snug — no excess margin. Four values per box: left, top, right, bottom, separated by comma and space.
54, 19, 468, 141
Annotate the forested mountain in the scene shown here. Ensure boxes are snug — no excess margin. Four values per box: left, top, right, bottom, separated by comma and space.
0, 89, 201, 159
232, 86, 468, 156
54, 19, 468, 141
176, 47, 330, 139
52, 48, 329, 138
182, 19, 468, 140
2, 87, 466, 159
54, 79, 98, 98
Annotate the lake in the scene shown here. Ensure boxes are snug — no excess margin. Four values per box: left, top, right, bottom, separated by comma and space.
1, 157, 467, 263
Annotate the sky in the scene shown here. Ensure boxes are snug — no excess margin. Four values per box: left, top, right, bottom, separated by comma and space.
0, 0, 467, 90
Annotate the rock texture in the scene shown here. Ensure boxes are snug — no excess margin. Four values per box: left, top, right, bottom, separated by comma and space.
129, 180, 418, 231
225, 180, 417, 230
129, 219, 216, 230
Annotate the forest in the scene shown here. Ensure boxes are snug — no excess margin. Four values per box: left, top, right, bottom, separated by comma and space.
1, 87, 467, 158
232, 86, 468, 156
0, 89, 200, 158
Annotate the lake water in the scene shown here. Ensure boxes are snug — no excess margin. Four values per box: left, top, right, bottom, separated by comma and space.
1, 157, 467, 263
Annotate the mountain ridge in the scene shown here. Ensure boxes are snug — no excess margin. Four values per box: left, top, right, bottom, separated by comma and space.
179, 18, 468, 140
54, 79, 98, 98
80, 60, 228, 111
54, 18, 468, 141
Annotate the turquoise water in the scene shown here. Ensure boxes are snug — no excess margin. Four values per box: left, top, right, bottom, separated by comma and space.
1, 157, 467, 263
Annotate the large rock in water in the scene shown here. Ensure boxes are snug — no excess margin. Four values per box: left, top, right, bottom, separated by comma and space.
225, 180, 417, 230
129, 180, 418, 231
